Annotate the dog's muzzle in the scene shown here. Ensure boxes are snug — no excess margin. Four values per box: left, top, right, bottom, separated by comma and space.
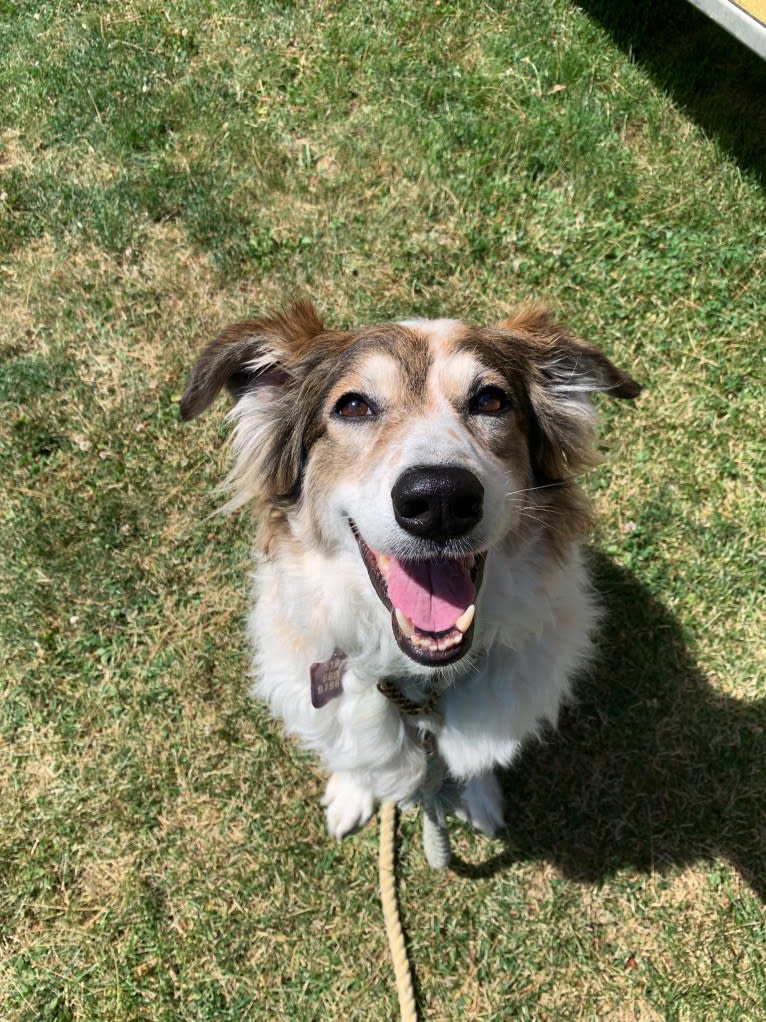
351, 465, 487, 667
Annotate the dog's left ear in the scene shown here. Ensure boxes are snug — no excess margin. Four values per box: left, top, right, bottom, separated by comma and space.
534, 332, 641, 403
504, 308, 641, 479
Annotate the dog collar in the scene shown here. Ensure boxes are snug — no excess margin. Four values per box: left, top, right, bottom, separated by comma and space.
376, 678, 444, 724
309, 650, 445, 724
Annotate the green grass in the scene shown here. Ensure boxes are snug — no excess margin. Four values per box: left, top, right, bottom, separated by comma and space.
2, 0, 765, 1019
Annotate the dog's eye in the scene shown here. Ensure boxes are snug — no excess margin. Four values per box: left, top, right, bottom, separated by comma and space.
470, 386, 510, 416
333, 393, 376, 419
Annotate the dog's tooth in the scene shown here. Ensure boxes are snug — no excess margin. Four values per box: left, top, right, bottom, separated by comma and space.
455, 604, 475, 634
395, 608, 415, 638
377, 553, 391, 575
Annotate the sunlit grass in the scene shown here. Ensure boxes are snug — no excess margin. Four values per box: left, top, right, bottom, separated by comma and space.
2, 1, 765, 1019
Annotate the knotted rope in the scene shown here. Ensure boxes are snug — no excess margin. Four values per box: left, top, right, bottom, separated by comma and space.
379, 800, 418, 1022
377, 678, 462, 1018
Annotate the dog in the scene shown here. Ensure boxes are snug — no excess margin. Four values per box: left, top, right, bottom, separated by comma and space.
181, 300, 640, 839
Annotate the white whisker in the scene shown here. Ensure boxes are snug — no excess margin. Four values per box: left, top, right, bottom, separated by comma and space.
504, 480, 572, 499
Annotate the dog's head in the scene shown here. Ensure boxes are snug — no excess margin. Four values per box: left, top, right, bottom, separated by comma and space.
182, 300, 639, 668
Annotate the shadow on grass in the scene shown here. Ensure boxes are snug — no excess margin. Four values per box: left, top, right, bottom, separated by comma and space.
575, 0, 766, 183
452, 552, 766, 900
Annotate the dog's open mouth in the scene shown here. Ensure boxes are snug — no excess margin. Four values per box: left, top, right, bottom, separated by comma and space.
351, 523, 486, 666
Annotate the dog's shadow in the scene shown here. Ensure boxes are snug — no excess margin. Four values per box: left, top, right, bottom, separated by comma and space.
453, 552, 766, 899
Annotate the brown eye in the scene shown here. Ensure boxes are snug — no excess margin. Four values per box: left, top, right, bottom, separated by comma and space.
334, 393, 376, 418
470, 386, 509, 416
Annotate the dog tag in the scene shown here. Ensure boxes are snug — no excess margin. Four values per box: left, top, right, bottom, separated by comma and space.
310, 649, 346, 708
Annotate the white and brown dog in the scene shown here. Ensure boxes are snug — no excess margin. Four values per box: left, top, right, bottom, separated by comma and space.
181, 301, 639, 839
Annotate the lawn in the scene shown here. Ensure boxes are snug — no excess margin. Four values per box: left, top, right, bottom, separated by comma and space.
1, 0, 765, 1019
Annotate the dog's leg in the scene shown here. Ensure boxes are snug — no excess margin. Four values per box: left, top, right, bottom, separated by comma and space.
457, 771, 505, 835
321, 771, 376, 839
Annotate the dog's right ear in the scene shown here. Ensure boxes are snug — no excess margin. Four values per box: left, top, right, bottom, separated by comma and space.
180, 324, 287, 421
179, 300, 326, 421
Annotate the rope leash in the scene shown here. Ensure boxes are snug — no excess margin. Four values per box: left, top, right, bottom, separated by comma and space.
376, 676, 459, 1018
311, 657, 459, 1016
379, 767, 458, 1019
379, 801, 418, 1022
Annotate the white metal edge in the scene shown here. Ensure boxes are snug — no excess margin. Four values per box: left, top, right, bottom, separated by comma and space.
687, 0, 766, 60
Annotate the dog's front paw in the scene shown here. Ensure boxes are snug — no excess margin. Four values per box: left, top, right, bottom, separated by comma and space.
457, 772, 505, 836
321, 772, 376, 839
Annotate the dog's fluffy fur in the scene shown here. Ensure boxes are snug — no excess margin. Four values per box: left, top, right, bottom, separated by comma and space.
182, 301, 639, 838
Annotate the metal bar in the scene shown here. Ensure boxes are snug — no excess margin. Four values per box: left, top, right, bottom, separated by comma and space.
686, 0, 766, 59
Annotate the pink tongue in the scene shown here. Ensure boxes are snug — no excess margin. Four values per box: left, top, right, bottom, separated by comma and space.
386, 558, 474, 633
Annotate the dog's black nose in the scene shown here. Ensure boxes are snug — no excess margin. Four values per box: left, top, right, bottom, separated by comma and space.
391, 465, 484, 541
